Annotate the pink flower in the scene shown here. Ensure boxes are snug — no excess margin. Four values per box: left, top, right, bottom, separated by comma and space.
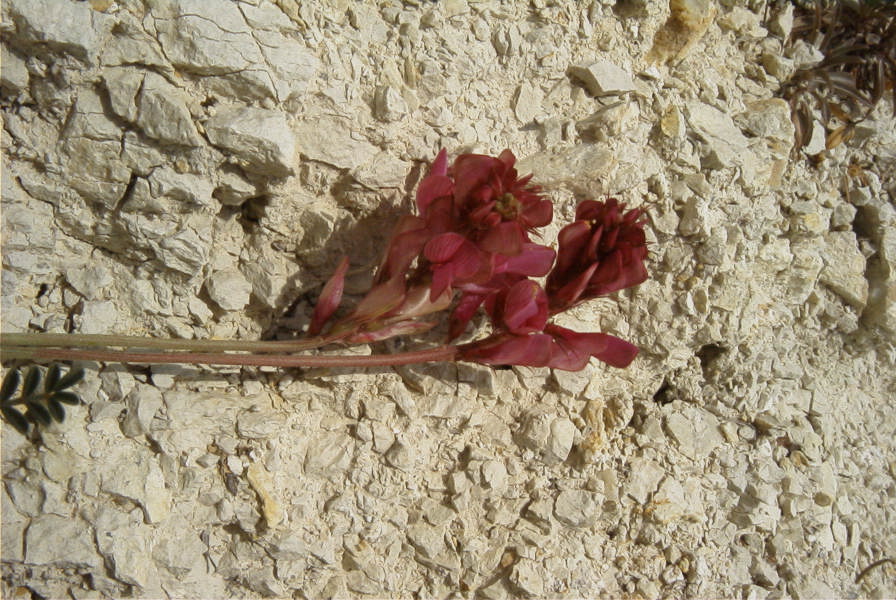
546, 198, 648, 312
451, 150, 553, 255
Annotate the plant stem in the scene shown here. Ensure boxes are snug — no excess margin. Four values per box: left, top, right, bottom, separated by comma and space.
0, 345, 459, 368
0, 332, 336, 353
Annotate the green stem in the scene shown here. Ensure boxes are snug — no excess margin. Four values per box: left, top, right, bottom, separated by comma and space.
0, 332, 336, 353
0, 345, 459, 368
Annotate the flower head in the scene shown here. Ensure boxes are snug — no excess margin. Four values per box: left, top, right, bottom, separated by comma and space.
546, 198, 648, 312
451, 150, 553, 255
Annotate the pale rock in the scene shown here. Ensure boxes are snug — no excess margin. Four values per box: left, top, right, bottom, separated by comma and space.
205, 107, 296, 177
252, 29, 320, 101
294, 116, 380, 170
385, 440, 414, 471
100, 452, 171, 523
830, 202, 857, 230
352, 151, 410, 188
737, 99, 794, 142
718, 6, 766, 37
820, 231, 868, 309
686, 103, 751, 169
803, 120, 827, 155
660, 105, 686, 140
239, 252, 292, 309
788, 239, 825, 301
65, 265, 114, 300
121, 386, 164, 438
649, 477, 703, 524
94, 508, 155, 588
237, 408, 287, 439
516, 408, 552, 453
25, 514, 102, 568
554, 489, 599, 528
206, 268, 253, 311
758, 238, 792, 271
79, 301, 119, 335
517, 144, 618, 194
155, 0, 272, 99
374, 85, 408, 122
63, 137, 132, 208
153, 218, 213, 276
788, 40, 825, 70
4, 0, 112, 65
304, 432, 354, 478
569, 60, 636, 96
511, 559, 544, 597
769, 3, 794, 38
1, 488, 26, 562
136, 73, 203, 147
148, 167, 215, 207
678, 197, 716, 238
525, 498, 554, 532
625, 457, 665, 504
762, 51, 795, 80
0, 46, 29, 94
246, 461, 284, 528
214, 171, 258, 206
647, 0, 716, 64
544, 418, 576, 465
407, 523, 445, 559
481, 460, 507, 490
789, 200, 831, 237
152, 521, 206, 579
577, 102, 639, 141
513, 83, 542, 123
479, 579, 510, 600
664, 409, 701, 460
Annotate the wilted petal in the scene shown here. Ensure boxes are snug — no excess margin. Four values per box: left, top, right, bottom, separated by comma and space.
308, 256, 350, 336
346, 275, 406, 324
345, 320, 437, 344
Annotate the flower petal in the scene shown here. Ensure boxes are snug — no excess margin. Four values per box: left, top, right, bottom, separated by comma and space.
308, 256, 350, 336
459, 333, 553, 367
478, 221, 525, 255
546, 325, 639, 370
497, 243, 556, 277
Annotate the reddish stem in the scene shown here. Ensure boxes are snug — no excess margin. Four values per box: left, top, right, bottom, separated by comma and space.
14, 346, 459, 368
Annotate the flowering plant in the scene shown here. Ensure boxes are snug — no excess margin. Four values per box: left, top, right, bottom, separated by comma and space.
1, 149, 649, 390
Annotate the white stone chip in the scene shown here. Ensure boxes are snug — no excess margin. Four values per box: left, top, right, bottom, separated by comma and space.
205, 107, 296, 177
569, 60, 636, 96
293, 116, 380, 170
819, 231, 868, 309
25, 514, 102, 568
136, 73, 203, 147
554, 489, 599, 528
206, 268, 253, 311
5, 0, 112, 65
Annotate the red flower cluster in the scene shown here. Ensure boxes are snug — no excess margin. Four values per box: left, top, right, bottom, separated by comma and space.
309, 150, 649, 371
